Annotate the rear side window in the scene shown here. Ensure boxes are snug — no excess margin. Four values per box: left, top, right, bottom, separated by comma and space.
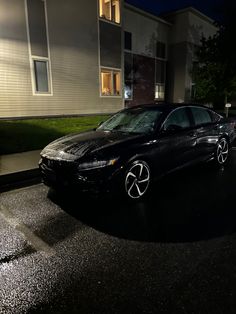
209, 110, 222, 122
191, 107, 212, 126
163, 108, 190, 130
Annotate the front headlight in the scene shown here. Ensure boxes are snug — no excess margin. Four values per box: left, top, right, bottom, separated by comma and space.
40, 148, 77, 161
77, 158, 118, 170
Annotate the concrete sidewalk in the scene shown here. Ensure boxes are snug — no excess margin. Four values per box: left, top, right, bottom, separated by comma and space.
0, 150, 41, 191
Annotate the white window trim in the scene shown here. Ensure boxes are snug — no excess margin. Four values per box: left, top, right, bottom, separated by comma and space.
100, 67, 122, 98
24, 0, 53, 96
32, 57, 51, 95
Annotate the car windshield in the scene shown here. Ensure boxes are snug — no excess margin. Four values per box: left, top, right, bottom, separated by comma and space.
97, 108, 164, 134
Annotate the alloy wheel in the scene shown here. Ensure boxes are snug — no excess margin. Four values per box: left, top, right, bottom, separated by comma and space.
125, 161, 150, 199
216, 138, 228, 165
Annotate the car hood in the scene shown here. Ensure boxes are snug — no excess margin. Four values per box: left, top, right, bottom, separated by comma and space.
40, 130, 142, 161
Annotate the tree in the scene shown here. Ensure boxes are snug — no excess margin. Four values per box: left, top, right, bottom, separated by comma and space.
193, 1, 236, 108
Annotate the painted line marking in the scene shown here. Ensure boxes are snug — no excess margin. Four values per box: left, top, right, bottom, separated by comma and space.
0, 205, 55, 257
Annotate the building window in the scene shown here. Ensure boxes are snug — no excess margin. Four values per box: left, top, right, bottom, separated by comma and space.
124, 52, 133, 100
101, 68, 121, 96
155, 84, 165, 100
155, 59, 166, 100
26, 0, 53, 95
33, 59, 50, 93
99, 0, 120, 24
125, 31, 132, 51
156, 41, 166, 59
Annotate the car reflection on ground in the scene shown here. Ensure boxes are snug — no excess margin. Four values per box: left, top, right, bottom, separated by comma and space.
48, 152, 236, 243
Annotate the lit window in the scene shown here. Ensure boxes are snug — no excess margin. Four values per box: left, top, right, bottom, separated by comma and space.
124, 83, 133, 99
124, 52, 133, 100
33, 59, 50, 93
99, 0, 120, 24
101, 69, 121, 96
155, 84, 165, 100
155, 59, 166, 100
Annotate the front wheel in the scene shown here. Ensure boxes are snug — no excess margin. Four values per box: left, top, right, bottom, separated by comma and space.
215, 137, 229, 166
124, 160, 151, 200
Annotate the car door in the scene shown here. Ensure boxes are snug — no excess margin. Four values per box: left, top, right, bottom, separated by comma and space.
154, 107, 198, 174
189, 106, 219, 159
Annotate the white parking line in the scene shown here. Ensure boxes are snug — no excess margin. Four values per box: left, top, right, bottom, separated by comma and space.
0, 205, 55, 257
232, 147, 236, 150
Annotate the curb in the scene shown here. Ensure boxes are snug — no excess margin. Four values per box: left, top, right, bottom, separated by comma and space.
0, 168, 41, 193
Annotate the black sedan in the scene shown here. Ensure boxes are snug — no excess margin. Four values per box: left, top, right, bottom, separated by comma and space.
39, 104, 236, 199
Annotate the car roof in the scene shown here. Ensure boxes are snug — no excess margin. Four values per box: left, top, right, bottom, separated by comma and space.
126, 102, 210, 112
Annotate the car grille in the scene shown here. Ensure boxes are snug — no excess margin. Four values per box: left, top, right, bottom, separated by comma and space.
40, 157, 77, 186
41, 157, 75, 170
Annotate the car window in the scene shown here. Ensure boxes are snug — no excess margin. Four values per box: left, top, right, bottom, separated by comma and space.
163, 108, 190, 130
191, 107, 212, 126
98, 108, 164, 134
209, 110, 222, 122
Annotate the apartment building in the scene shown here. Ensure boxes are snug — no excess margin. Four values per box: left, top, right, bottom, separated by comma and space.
0, 0, 217, 118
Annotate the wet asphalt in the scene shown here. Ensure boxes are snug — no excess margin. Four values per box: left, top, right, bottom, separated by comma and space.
1, 152, 236, 313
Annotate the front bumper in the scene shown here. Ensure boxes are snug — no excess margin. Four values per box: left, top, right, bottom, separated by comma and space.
39, 156, 121, 194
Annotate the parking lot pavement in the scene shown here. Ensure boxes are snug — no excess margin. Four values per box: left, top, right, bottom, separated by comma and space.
1, 153, 236, 313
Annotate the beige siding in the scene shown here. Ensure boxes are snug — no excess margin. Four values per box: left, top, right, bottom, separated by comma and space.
0, 0, 123, 118
0, 0, 32, 117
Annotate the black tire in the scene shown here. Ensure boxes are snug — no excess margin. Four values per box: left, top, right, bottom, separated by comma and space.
124, 160, 151, 200
215, 137, 229, 166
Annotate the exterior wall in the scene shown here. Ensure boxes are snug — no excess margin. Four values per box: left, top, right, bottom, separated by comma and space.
166, 9, 218, 103
0, 0, 32, 117
0, 0, 123, 118
124, 7, 169, 58
0, 1, 218, 118
132, 54, 155, 105
124, 6, 170, 106
167, 42, 188, 103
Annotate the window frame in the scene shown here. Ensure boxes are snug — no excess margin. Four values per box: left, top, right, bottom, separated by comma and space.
155, 83, 165, 101
100, 67, 122, 98
124, 31, 132, 52
124, 52, 133, 100
99, 0, 121, 25
190, 106, 213, 127
161, 107, 192, 132
32, 56, 51, 95
154, 41, 167, 101
25, 0, 53, 96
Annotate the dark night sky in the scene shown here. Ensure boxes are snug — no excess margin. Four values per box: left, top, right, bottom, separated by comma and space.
125, 0, 224, 22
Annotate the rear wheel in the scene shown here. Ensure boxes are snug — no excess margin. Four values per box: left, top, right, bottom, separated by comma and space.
215, 137, 229, 166
125, 160, 150, 200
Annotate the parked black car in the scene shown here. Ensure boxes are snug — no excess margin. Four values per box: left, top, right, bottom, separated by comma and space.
39, 104, 236, 199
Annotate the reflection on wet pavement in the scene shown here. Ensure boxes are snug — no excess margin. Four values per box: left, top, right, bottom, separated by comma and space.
48, 157, 236, 243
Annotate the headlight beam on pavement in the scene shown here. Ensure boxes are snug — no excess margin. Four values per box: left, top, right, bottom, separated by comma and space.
0, 205, 55, 257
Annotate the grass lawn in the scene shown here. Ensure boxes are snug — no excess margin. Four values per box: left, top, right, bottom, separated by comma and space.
0, 115, 110, 155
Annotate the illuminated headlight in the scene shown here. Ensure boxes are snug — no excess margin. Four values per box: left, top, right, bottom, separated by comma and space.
77, 158, 118, 170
